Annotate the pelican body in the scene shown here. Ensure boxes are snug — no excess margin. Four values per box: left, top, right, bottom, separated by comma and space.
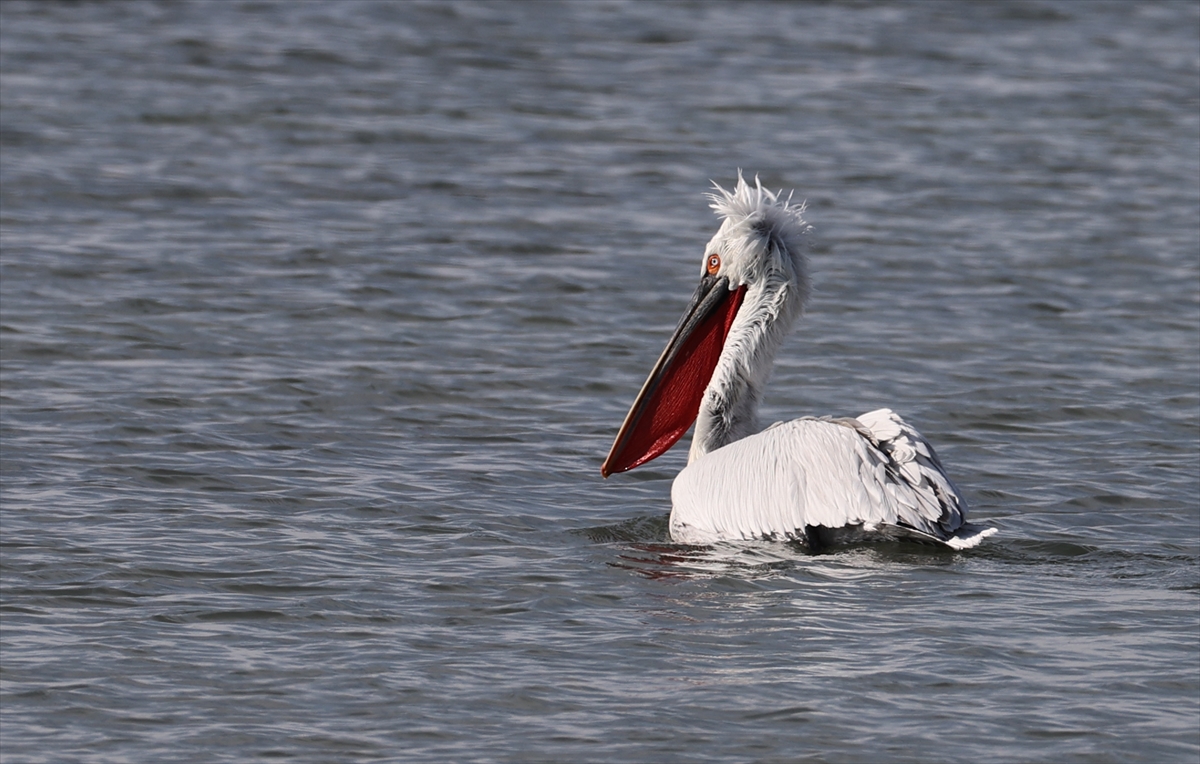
602, 174, 995, 550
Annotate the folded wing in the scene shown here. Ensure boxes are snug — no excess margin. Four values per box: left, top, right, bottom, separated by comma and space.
670, 408, 994, 548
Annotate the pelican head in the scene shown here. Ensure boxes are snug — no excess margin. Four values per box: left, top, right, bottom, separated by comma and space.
602, 173, 812, 477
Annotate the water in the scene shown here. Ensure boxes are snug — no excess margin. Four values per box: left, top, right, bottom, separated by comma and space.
1, 1, 1197, 761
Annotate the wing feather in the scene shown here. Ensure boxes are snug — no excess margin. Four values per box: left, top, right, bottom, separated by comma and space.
669, 409, 981, 547
855, 408, 966, 534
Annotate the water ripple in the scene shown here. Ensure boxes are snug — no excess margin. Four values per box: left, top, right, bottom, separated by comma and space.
2, 1, 1198, 762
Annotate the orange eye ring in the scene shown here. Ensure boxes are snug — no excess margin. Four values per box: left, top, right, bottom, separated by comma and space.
706, 253, 721, 275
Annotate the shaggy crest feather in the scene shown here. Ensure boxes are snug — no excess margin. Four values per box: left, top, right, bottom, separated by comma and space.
707, 170, 812, 247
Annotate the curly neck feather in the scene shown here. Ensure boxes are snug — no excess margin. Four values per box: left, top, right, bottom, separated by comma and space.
688, 272, 801, 463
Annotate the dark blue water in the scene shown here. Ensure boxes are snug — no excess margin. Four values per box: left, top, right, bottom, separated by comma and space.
2, 1, 1197, 762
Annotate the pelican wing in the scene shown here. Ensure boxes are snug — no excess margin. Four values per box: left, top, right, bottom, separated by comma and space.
854, 408, 965, 531
669, 409, 986, 547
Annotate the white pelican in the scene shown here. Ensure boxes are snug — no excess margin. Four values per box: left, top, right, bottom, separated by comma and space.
601, 173, 996, 551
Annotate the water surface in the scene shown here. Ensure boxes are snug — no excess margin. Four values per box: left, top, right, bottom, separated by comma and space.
2, 1, 1198, 762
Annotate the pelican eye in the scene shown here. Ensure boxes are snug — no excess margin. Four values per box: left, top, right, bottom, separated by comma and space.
706, 253, 721, 275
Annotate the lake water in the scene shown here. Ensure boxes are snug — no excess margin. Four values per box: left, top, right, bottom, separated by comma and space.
1, 1, 1197, 762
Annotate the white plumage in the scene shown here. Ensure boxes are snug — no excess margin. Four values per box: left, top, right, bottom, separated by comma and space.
671, 409, 995, 549
602, 172, 996, 551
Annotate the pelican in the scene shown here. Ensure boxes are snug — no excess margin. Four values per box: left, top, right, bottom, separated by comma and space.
601, 173, 996, 550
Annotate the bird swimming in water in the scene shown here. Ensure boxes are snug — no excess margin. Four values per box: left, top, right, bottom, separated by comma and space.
602, 172, 996, 550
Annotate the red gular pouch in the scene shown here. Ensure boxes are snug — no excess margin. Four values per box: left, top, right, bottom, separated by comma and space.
602, 276, 746, 477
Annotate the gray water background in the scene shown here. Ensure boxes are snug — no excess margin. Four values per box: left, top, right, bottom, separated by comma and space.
1, 1, 1198, 762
